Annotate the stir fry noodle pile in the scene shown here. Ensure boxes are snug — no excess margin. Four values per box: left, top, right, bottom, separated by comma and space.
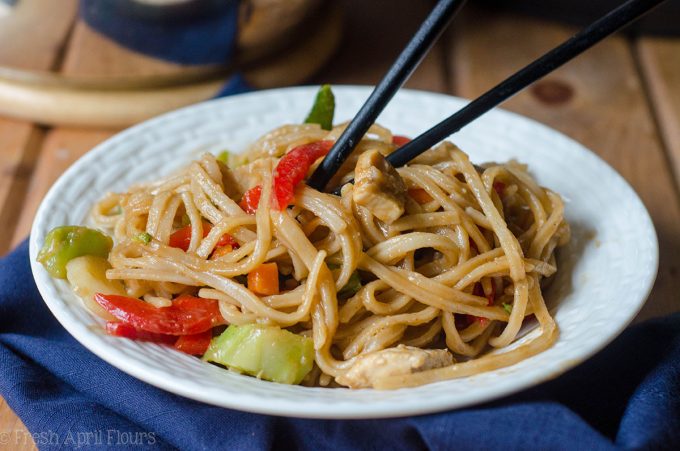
39, 86, 570, 389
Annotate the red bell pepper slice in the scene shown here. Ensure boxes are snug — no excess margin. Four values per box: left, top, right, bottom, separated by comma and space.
169, 225, 197, 251
95, 293, 224, 335
392, 135, 411, 146
239, 185, 262, 214
238, 140, 334, 212
169, 222, 237, 251
273, 140, 334, 209
174, 330, 213, 355
105, 321, 176, 344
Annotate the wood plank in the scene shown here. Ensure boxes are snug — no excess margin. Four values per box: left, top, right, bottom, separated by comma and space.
0, 121, 43, 254
448, 8, 680, 322
636, 37, 680, 191
0, 0, 77, 70
310, 0, 448, 92
11, 129, 114, 247
0, 398, 34, 451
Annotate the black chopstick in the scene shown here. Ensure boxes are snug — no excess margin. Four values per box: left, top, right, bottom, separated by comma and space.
384, 0, 666, 169
306, 0, 467, 192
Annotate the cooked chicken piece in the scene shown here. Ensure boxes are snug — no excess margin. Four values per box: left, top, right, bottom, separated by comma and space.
352, 150, 407, 224
326, 139, 394, 188
336, 345, 454, 389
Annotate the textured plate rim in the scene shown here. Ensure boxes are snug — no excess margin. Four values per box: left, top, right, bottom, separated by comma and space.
29, 86, 659, 419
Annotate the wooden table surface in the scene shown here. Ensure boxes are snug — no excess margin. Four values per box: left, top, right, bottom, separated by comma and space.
1, 1, 680, 449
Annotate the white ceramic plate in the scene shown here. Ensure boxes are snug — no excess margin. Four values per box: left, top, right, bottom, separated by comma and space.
30, 86, 658, 419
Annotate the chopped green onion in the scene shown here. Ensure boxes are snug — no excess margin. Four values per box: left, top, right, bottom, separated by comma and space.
217, 150, 248, 168
502, 303, 513, 314
216, 150, 230, 165
135, 232, 152, 244
181, 213, 191, 226
338, 271, 362, 298
304, 84, 335, 130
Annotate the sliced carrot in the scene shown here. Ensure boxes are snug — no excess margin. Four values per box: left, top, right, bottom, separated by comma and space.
248, 262, 280, 296
210, 245, 233, 260
408, 188, 433, 204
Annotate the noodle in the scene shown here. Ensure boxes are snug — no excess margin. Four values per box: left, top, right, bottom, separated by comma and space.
90, 121, 570, 390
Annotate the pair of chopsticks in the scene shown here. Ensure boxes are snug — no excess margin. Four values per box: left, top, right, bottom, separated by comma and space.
307, 0, 667, 193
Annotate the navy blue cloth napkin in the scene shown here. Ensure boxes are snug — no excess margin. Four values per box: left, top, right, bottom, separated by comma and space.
2, 239, 680, 450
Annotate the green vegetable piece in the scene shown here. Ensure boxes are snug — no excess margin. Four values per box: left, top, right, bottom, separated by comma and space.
204, 324, 314, 385
338, 271, 362, 298
217, 150, 248, 168
37, 226, 113, 279
502, 303, 513, 314
134, 232, 152, 244
216, 150, 230, 165
304, 84, 335, 130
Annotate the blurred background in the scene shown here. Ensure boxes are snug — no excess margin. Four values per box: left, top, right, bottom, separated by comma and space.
0, 0, 678, 128
1, 1, 680, 449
